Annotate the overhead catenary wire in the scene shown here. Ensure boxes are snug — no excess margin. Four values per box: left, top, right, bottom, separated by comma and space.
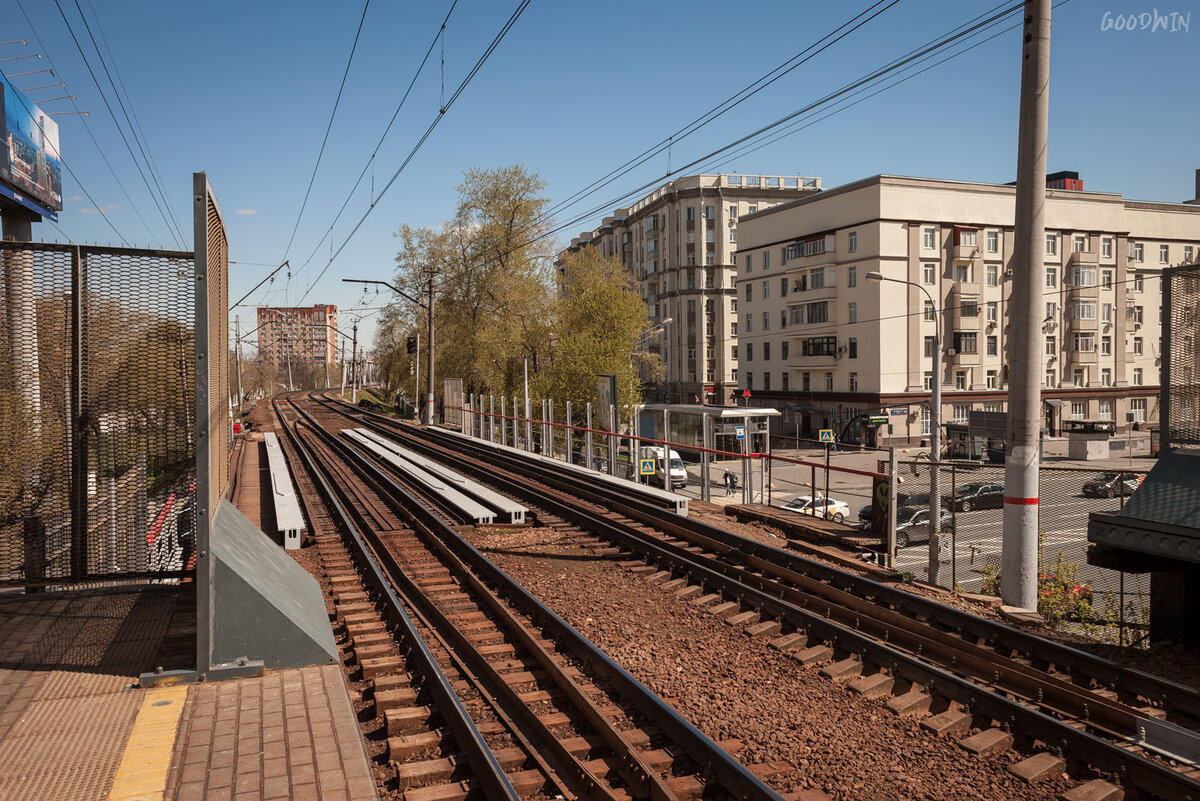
296, 0, 531, 304
51, 0, 181, 248
279, 0, 371, 264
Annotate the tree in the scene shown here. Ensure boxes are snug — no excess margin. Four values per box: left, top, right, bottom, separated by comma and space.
538, 247, 662, 424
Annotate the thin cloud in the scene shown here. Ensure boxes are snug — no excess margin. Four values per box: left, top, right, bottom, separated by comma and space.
79, 204, 118, 215
236, 208, 258, 216
65, 195, 82, 202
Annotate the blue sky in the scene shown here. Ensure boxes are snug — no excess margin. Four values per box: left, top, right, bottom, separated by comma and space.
5, 0, 1198, 348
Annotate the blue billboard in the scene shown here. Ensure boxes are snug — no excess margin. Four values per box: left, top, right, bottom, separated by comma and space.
0, 73, 63, 215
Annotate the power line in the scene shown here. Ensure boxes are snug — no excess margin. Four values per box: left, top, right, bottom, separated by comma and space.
296, 0, 531, 304
13, 0, 157, 244
51, 0, 182, 248
289, 0, 460, 287
280, 0, 371, 263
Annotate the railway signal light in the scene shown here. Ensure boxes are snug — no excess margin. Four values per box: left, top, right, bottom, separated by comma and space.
406, 336, 418, 354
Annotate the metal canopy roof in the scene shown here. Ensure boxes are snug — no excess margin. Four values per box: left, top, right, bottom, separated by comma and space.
1088, 449, 1200, 567
640, 403, 781, 418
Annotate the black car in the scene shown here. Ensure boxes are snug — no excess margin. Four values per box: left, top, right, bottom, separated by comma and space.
894, 506, 955, 548
856, 492, 948, 523
945, 482, 1004, 512
1081, 472, 1142, 498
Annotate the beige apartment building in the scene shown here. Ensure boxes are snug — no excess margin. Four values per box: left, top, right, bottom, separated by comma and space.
256, 304, 339, 368
560, 174, 820, 405
734, 173, 1200, 446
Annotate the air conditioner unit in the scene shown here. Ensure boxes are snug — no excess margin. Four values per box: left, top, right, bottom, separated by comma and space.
838, 345, 847, 353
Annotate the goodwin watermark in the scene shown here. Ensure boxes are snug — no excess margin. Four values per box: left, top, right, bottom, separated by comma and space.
1101, 9, 1190, 32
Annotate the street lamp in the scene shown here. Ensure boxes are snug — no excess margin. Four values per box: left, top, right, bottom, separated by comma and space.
867, 270, 945, 585
344, 277, 435, 425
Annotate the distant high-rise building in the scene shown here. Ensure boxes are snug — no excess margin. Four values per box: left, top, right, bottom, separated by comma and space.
256, 305, 338, 368
558, 174, 821, 405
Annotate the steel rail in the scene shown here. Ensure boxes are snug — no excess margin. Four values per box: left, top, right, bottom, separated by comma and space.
332, 408, 1200, 800
296, 394, 785, 801
272, 398, 523, 801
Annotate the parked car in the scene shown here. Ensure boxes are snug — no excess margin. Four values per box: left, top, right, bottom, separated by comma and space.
783, 494, 851, 523
856, 491, 949, 524
945, 482, 1004, 512
641, 446, 688, 489
1081, 472, 1143, 498
893, 505, 956, 548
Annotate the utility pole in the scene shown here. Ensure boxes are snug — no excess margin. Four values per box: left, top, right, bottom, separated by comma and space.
425, 268, 435, 425
350, 321, 358, 404
340, 338, 346, 395
234, 315, 243, 414
1003, 0, 1051, 611
414, 333, 420, 417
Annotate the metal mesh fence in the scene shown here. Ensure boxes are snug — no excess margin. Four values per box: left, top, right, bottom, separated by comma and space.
203, 183, 229, 513
889, 460, 1149, 642
1163, 264, 1200, 451
0, 242, 195, 587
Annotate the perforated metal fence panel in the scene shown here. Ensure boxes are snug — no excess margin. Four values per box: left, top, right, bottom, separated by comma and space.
1162, 264, 1200, 451
0, 241, 195, 587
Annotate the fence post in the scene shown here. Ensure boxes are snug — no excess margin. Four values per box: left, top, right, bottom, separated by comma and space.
701, 412, 710, 502
500, 396, 507, 445
134, 451, 148, 572
741, 414, 750, 504
513, 396, 520, 449
106, 475, 118, 574
608, 404, 617, 476
632, 406, 642, 484
23, 515, 45, 592
823, 443, 831, 519
565, 401, 572, 465
585, 403, 593, 471
70, 246, 88, 582
949, 463, 957, 589
887, 447, 898, 568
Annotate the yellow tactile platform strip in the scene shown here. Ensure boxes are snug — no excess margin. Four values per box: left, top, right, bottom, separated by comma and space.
106, 685, 188, 801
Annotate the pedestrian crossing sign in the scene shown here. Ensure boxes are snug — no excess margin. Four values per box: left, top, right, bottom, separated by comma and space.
818, 429, 834, 443
639, 458, 655, 476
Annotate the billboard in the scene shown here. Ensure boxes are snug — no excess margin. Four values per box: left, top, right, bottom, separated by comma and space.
0, 73, 63, 215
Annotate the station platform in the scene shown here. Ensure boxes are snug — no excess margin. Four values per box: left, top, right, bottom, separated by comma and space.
0, 435, 378, 801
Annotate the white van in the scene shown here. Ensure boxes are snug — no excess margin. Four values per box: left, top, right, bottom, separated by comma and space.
643, 446, 688, 490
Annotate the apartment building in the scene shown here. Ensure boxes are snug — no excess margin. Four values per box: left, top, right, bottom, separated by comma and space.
256, 304, 339, 368
559, 174, 821, 405
734, 173, 1200, 445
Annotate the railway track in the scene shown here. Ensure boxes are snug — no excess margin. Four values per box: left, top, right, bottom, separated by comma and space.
314, 392, 1200, 800
275, 394, 785, 800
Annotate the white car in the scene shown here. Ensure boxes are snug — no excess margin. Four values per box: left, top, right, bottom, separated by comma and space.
781, 494, 851, 523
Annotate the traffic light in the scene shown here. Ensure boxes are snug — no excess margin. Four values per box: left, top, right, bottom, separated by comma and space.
406, 336, 417, 354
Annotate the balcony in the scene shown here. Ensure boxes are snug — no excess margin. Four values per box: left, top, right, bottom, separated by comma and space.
1067, 314, 1100, 332
951, 244, 981, 262
1067, 250, 1099, 267
948, 348, 980, 367
950, 283, 982, 330
1067, 283, 1100, 300
1070, 348, 1100, 365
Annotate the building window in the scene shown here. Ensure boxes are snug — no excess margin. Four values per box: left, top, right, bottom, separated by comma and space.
687, 207, 696, 221
744, 313, 752, 332
987, 231, 998, 253
923, 227, 936, 250
954, 264, 970, 283
924, 300, 936, 321
763, 372, 770, 391
781, 277, 789, 297
1101, 335, 1111, 355
848, 231, 858, 253
1073, 368, 1085, 387
848, 266, 857, 287
1045, 234, 1057, 255
1095, 399, 1113, 420
802, 372, 811, 391
1131, 398, 1147, 422
763, 342, 771, 361
748, 205, 757, 214
986, 301, 998, 322
921, 407, 931, 435
952, 404, 969, 424
1045, 266, 1057, 288
849, 372, 858, 392
986, 335, 997, 356
924, 336, 936, 358
746, 373, 753, 390
1074, 332, 1095, 352
745, 343, 753, 361
1133, 337, 1143, 355
781, 373, 789, 391
824, 372, 834, 391
729, 229, 737, 242
1070, 300, 1097, 320
848, 302, 857, 323
1186, 245, 1195, 264
1071, 401, 1086, 420
801, 336, 838, 357
1131, 305, 1144, 324
923, 263, 936, 284
961, 230, 977, 247
1102, 237, 1113, 258
1046, 301, 1057, 320
961, 301, 979, 318
762, 280, 770, 299
1133, 273, 1144, 292
762, 311, 770, 331
1131, 242, 1144, 262
1101, 303, 1112, 323
986, 264, 998, 286
781, 341, 789, 359
780, 309, 787, 329
1045, 368, 1056, 387
986, 369, 998, 389
1160, 244, 1169, 263
729, 204, 738, 219
704, 205, 714, 219
1101, 368, 1112, 386
1072, 265, 1097, 287
848, 337, 857, 358
923, 371, 933, 391
731, 345, 738, 360
1101, 269, 1113, 289
955, 371, 967, 390
745, 283, 752, 301
763, 250, 770, 270
952, 332, 977, 354
1074, 235, 1086, 253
